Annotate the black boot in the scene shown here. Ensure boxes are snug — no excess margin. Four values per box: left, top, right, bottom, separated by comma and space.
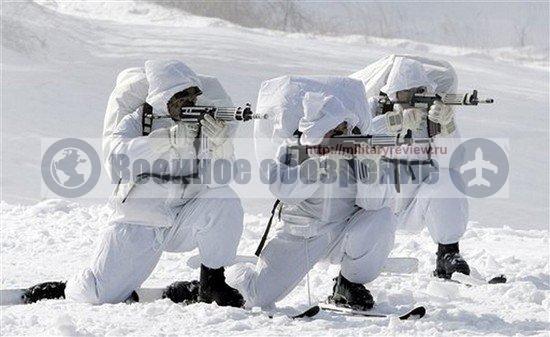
198, 265, 244, 308
162, 280, 200, 304
22, 281, 66, 304
434, 242, 470, 279
328, 273, 374, 310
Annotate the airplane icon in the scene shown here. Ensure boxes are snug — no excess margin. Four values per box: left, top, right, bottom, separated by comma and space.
459, 148, 498, 187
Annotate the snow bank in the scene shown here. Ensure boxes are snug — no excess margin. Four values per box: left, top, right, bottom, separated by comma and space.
35, 0, 234, 28
361, 37, 549, 70
256, 31, 549, 70
31, 0, 549, 69
1, 1, 99, 61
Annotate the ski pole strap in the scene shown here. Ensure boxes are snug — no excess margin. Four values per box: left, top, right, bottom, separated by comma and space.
254, 199, 281, 257
142, 103, 154, 136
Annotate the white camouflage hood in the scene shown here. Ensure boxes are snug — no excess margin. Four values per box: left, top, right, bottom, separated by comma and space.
379, 57, 437, 100
349, 55, 458, 132
145, 60, 202, 116
253, 75, 369, 162
350, 54, 458, 101
298, 92, 358, 145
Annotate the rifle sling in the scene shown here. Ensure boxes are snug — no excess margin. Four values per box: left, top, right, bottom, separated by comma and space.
254, 199, 281, 257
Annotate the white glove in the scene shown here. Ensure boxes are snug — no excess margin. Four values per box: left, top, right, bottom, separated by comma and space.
428, 101, 454, 125
385, 103, 403, 134
148, 123, 198, 155
170, 123, 199, 148
209, 140, 234, 160
402, 107, 425, 132
200, 114, 234, 160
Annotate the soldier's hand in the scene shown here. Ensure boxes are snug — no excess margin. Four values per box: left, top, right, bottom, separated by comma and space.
402, 107, 425, 131
385, 103, 404, 134
428, 101, 454, 125
201, 114, 229, 147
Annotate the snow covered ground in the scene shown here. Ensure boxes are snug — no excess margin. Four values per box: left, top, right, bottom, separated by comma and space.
1, 200, 549, 336
1, 1, 549, 336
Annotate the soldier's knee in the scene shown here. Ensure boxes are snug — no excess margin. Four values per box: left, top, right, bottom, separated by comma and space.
66, 269, 134, 305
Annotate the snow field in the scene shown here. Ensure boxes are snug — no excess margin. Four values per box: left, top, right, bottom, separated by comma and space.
1, 200, 548, 336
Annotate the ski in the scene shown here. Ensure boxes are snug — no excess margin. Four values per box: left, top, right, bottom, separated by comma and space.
450, 273, 507, 287
259, 306, 320, 320
0, 288, 166, 306
291, 305, 320, 319
0, 288, 320, 319
134, 288, 319, 320
318, 303, 426, 320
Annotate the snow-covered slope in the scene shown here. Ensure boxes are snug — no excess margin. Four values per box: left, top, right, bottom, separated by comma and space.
1, 2, 549, 335
1, 200, 548, 336
150, 1, 550, 51
2, 1, 548, 228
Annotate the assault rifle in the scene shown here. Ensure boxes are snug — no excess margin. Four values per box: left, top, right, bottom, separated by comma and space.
377, 89, 494, 136
179, 103, 267, 123
286, 134, 433, 164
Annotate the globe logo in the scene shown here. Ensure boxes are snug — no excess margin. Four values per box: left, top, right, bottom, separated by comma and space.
51, 148, 92, 189
42, 138, 101, 198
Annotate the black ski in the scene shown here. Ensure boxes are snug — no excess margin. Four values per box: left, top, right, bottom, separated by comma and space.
260, 305, 320, 319
134, 288, 320, 319
318, 303, 426, 320
1, 288, 319, 319
449, 273, 507, 286
291, 305, 320, 319
488, 275, 507, 284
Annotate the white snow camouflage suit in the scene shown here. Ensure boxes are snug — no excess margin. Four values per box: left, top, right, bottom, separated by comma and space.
228, 75, 396, 309
66, 60, 244, 304
351, 55, 468, 245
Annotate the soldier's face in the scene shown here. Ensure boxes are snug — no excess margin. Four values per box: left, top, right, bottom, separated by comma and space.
324, 122, 348, 139
167, 92, 199, 121
396, 87, 426, 103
